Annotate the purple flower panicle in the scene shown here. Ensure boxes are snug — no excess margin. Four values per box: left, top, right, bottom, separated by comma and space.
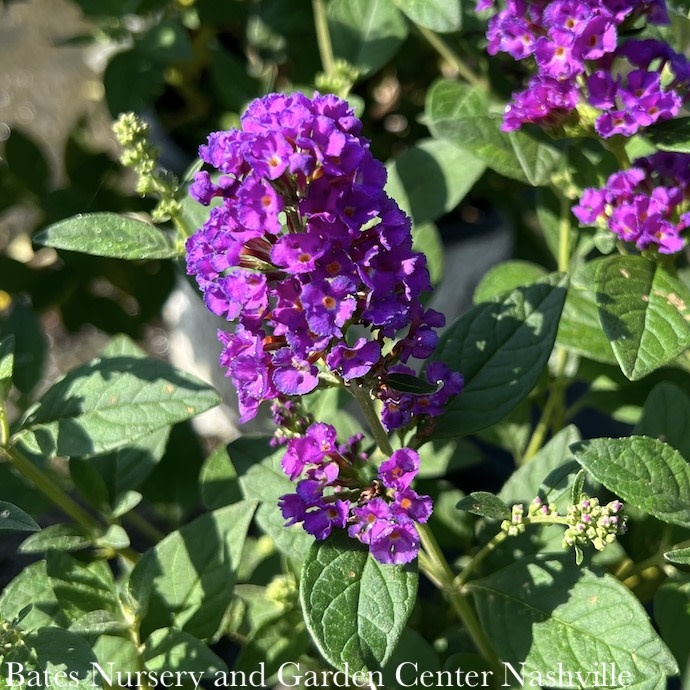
186, 92, 461, 430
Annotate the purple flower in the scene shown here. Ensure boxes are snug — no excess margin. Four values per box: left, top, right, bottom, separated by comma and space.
301, 276, 358, 338
303, 500, 349, 540
369, 519, 420, 565
281, 422, 337, 480
348, 497, 392, 544
272, 349, 319, 396
326, 338, 381, 380
391, 489, 433, 523
379, 448, 420, 490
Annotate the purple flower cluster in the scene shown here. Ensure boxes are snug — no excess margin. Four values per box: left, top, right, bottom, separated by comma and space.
186, 92, 456, 427
573, 151, 690, 253
478, 0, 690, 136
278, 422, 431, 564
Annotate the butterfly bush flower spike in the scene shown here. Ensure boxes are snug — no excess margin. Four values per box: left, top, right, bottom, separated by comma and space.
186, 92, 461, 429
187, 92, 462, 564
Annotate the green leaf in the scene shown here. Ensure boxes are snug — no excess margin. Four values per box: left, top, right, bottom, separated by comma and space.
104, 49, 165, 116
595, 256, 690, 380
19, 524, 93, 554
129, 501, 256, 639
233, 610, 310, 678
0, 561, 70, 631
391, 0, 461, 32
5, 129, 51, 196
411, 222, 444, 285
571, 436, 690, 527
456, 491, 510, 519
473, 260, 547, 304
135, 21, 193, 63
0, 299, 46, 397
328, 0, 408, 75
663, 547, 690, 565
635, 382, 690, 459
417, 438, 483, 478
387, 372, 443, 395
72, 427, 171, 509
255, 502, 314, 564
143, 628, 228, 674
2, 628, 102, 690
238, 441, 315, 561
646, 116, 690, 153
536, 186, 593, 266
655, 578, 690, 683
470, 555, 677, 687
68, 610, 129, 636
381, 628, 442, 690
200, 444, 241, 510
385, 139, 485, 225
430, 274, 568, 438
499, 425, 582, 511
556, 258, 616, 365
0, 334, 14, 402
34, 213, 179, 260
303, 387, 363, 441
0, 500, 39, 532
300, 533, 418, 673
46, 552, 120, 624
426, 80, 563, 186
19, 355, 219, 457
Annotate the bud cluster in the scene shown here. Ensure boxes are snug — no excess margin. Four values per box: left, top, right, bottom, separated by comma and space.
113, 112, 181, 222
563, 496, 626, 551
500, 495, 626, 555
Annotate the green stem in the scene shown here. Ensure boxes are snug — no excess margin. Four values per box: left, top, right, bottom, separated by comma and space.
312, 0, 335, 75
347, 382, 394, 456
455, 514, 571, 589
415, 24, 487, 91
0, 404, 9, 448
0, 444, 102, 534
557, 191, 572, 274
455, 531, 508, 590
521, 348, 568, 463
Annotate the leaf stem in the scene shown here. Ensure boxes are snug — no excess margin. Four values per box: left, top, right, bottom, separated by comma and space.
0, 444, 102, 534
312, 0, 335, 76
415, 24, 487, 91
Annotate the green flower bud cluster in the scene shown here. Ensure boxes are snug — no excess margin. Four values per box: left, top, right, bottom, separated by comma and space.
265, 574, 298, 610
112, 112, 182, 223
315, 59, 360, 99
563, 496, 626, 552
